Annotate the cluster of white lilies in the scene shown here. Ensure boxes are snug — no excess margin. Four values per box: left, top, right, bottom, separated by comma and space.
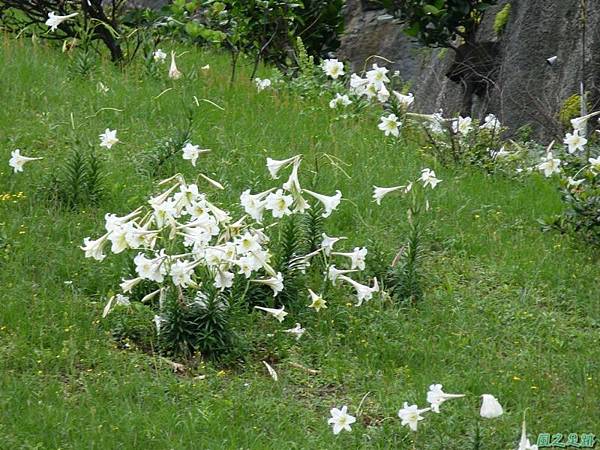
80, 147, 391, 338
329, 388, 538, 450
537, 111, 600, 184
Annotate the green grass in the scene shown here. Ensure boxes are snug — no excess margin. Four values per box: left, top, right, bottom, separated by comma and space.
0, 37, 599, 449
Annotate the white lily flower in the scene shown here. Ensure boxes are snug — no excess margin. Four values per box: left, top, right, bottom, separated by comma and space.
303, 189, 342, 217
255, 78, 272, 91
337, 275, 379, 306
567, 177, 585, 187
99, 128, 119, 149
372, 185, 404, 205
9, 149, 43, 173
170, 259, 195, 288
307, 288, 327, 312
153, 49, 167, 62
214, 268, 234, 290
182, 142, 210, 166
517, 419, 539, 450
589, 156, 600, 173
366, 63, 389, 90
251, 272, 284, 296
570, 110, 600, 134
134, 252, 166, 282
102, 293, 130, 318
254, 305, 288, 322
266, 155, 299, 179
480, 113, 501, 131
321, 59, 345, 79
329, 93, 352, 109
392, 91, 415, 108
538, 152, 561, 177
262, 361, 278, 381
283, 323, 305, 340
426, 384, 465, 413
419, 168, 442, 189
265, 189, 293, 218
81, 233, 109, 261
563, 130, 587, 154
480, 394, 503, 419
377, 84, 390, 103
397, 402, 430, 431
119, 277, 143, 293
332, 247, 368, 270
45, 11, 78, 32
327, 265, 358, 285
328, 406, 356, 435
452, 115, 473, 135
320, 233, 346, 256
378, 113, 401, 137
169, 51, 182, 80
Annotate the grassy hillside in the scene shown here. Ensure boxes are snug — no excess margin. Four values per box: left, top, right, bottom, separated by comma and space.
0, 37, 598, 449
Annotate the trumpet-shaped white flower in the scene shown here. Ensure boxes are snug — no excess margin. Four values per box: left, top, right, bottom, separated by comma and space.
480, 113, 501, 131
307, 288, 327, 311
252, 272, 284, 296
332, 247, 368, 270
570, 110, 600, 134
377, 84, 390, 103
366, 64, 389, 90
153, 49, 167, 62
393, 91, 415, 108
108, 224, 130, 254
337, 275, 379, 306
254, 305, 288, 322
102, 293, 130, 318
378, 113, 401, 137
538, 152, 561, 177
588, 156, 600, 173
426, 384, 465, 413
567, 177, 585, 188
349, 73, 369, 96
262, 361, 278, 381
329, 93, 352, 109
265, 189, 293, 218
283, 323, 305, 340
214, 268, 234, 289
119, 277, 143, 293
303, 189, 342, 218
9, 149, 43, 173
45, 12, 78, 32
373, 185, 404, 205
452, 115, 473, 135
170, 259, 195, 287
397, 403, 430, 432
517, 419, 539, 450
419, 168, 442, 189
240, 189, 272, 222
320, 233, 345, 256
563, 130, 587, 154
428, 111, 446, 134
266, 156, 299, 179
99, 129, 119, 149
328, 406, 356, 435
327, 265, 358, 285
255, 78, 272, 91
134, 253, 166, 282
169, 51, 182, 79
182, 142, 210, 166
81, 233, 109, 261
480, 394, 503, 419
321, 59, 345, 79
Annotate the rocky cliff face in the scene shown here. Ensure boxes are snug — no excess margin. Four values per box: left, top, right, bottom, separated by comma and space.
338, 0, 600, 138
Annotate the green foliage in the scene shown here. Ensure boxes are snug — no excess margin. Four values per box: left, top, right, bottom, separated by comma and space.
41, 146, 105, 209
136, 112, 194, 177
388, 0, 498, 47
558, 94, 590, 129
159, 289, 237, 360
493, 3, 511, 35
385, 208, 424, 304
105, 302, 157, 352
274, 214, 307, 310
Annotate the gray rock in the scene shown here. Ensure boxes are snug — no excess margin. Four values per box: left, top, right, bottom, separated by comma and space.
338, 0, 600, 138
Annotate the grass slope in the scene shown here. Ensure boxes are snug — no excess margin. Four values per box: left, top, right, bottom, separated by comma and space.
0, 38, 598, 449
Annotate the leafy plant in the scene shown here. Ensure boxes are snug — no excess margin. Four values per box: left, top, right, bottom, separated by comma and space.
493, 3, 511, 36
